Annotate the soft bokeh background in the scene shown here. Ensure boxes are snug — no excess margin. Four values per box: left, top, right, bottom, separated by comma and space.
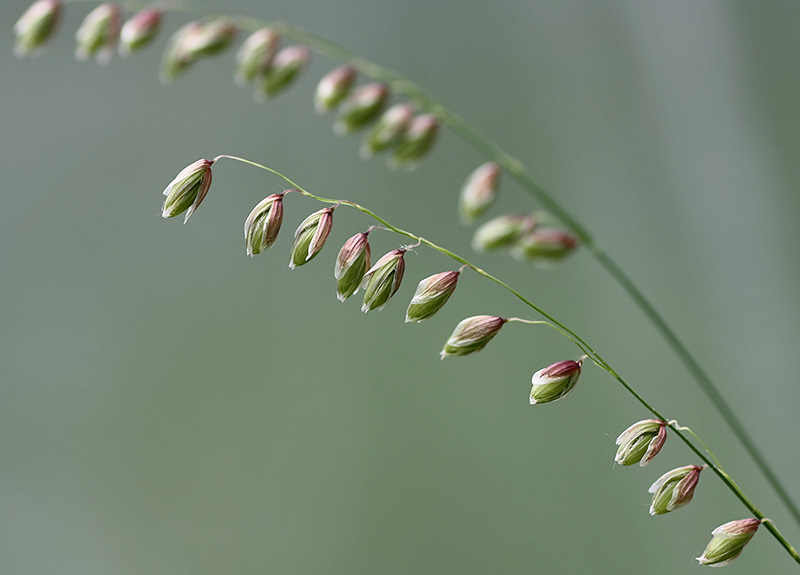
3, 1, 800, 573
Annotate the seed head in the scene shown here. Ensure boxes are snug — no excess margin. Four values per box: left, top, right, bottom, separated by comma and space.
529, 359, 584, 404
179, 19, 237, 59
334, 231, 371, 302
512, 228, 578, 263
314, 65, 358, 113
614, 419, 667, 467
360, 249, 406, 312
75, 3, 121, 64
440, 315, 507, 359
160, 22, 201, 82
648, 465, 703, 516
244, 194, 284, 256
14, 0, 61, 58
289, 207, 334, 269
405, 270, 460, 323
119, 8, 162, 56
334, 83, 390, 134
472, 214, 532, 252
696, 518, 761, 567
160, 19, 237, 83
235, 28, 280, 85
257, 45, 310, 100
161, 159, 214, 223
390, 114, 439, 170
459, 162, 501, 224
361, 103, 415, 158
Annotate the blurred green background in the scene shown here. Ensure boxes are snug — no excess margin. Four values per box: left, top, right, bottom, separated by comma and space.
3, 1, 800, 573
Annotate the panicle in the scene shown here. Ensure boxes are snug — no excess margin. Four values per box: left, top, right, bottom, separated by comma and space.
257, 45, 310, 100
440, 315, 507, 358
529, 358, 584, 404
360, 248, 406, 312
289, 207, 334, 269
235, 28, 280, 85
119, 8, 162, 56
314, 65, 358, 113
335, 231, 372, 302
405, 270, 460, 323
75, 2, 121, 64
614, 419, 667, 467
161, 158, 214, 223
648, 465, 703, 515
14, 0, 61, 58
334, 82, 390, 135
244, 194, 285, 256
390, 114, 439, 170
459, 162, 501, 224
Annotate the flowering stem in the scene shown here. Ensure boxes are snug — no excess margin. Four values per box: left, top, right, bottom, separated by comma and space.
69, 0, 799, 531
228, 4, 799, 528
214, 154, 800, 564
280, 34, 800, 535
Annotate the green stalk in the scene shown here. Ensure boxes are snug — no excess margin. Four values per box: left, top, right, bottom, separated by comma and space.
215, 154, 800, 564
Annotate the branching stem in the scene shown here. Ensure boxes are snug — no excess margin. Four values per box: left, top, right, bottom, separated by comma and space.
216, 154, 800, 564
71, 0, 800, 533
60, 0, 800, 561
215, 3, 800, 529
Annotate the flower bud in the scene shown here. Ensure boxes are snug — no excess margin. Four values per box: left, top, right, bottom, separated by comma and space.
289, 207, 334, 269
334, 231, 371, 302
614, 419, 667, 467
512, 228, 578, 263
75, 3, 121, 64
119, 8, 162, 56
459, 162, 501, 224
244, 194, 284, 256
405, 270, 460, 323
14, 0, 61, 58
360, 249, 406, 312
235, 28, 280, 85
160, 21, 201, 82
314, 65, 357, 113
257, 45, 310, 100
390, 114, 439, 170
361, 103, 415, 158
160, 19, 237, 82
440, 316, 507, 359
472, 214, 533, 252
334, 83, 390, 134
529, 359, 583, 404
182, 19, 237, 59
696, 518, 761, 567
648, 465, 703, 515
161, 159, 214, 223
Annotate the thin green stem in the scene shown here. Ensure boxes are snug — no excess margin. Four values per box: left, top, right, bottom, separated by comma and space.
673, 424, 724, 470
505, 317, 593, 358
215, 154, 800, 564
